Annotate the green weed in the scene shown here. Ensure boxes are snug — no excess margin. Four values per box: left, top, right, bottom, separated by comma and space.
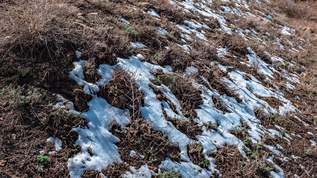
37, 154, 50, 164
158, 167, 181, 178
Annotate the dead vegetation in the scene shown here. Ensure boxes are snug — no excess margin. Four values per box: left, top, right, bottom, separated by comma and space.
0, 84, 86, 177
151, 72, 204, 139
1, 0, 317, 177
187, 143, 210, 169
212, 144, 275, 177
110, 118, 181, 175
97, 69, 144, 120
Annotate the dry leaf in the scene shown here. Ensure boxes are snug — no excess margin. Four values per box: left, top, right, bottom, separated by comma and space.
0, 160, 6, 167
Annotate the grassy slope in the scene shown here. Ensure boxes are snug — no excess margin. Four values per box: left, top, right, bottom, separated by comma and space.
0, 0, 316, 177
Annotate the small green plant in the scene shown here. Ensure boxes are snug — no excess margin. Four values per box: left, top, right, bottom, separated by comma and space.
305, 149, 311, 155
134, 136, 143, 145
242, 137, 249, 145
36, 165, 44, 172
124, 26, 139, 34
37, 154, 50, 164
242, 123, 248, 133
77, 48, 87, 55
270, 114, 281, 122
172, 75, 177, 83
183, 110, 194, 120
198, 159, 210, 168
279, 128, 286, 136
253, 143, 263, 150
147, 158, 158, 164
155, 76, 162, 84
67, 147, 79, 154
229, 24, 237, 30
205, 122, 218, 130
158, 167, 181, 178
4, 85, 42, 105
169, 152, 180, 159
156, 54, 163, 59
251, 152, 257, 159
188, 143, 203, 154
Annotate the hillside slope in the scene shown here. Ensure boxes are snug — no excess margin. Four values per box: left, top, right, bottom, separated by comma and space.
0, 0, 317, 177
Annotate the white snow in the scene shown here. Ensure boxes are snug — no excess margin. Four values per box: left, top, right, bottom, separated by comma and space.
121, 18, 130, 24
68, 97, 130, 178
281, 26, 295, 36
123, 164, 156, 178
271, 56, 285, 64
68, 60, 100, 95
52, 94, 81, 115
47, 137, 62, 154
148, 8, 160, 18
130, 150, 137, 157
156, 27, 168, 35
307, 131, 313, 135
75, 50, 82, 59
246, 47, 274, 78
177, 24, 207, 41
160, 158, 212, 177
294, 115, 309, 127
185, 66, 198, 76
130, 42, 146, 49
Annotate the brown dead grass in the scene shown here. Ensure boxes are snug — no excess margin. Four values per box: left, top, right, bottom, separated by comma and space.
98, 69, 144, 121
270, 0, 317, 36
187, 143, 210, 169
0, 84, 85, 177
212, 144, 275, 178
271, 0, 317, 19
110, 118, 181, 174
211, 32, 249, 56
153, 72, 203, 111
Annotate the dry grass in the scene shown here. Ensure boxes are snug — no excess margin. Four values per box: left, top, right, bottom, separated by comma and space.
212, 144, 275, 177
0, 0, 79, 59
271, 0, 317, 19
110, 118, 181, 174
98, 69, 144, 121
270, 0, 317, 35
213, 32, 249, 56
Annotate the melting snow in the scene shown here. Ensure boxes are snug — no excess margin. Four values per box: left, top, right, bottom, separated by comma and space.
123, 164, 156, 178
281, 26, 295, 36
246, 47, 274, 78
156, 27, 168, 35
121, 18, 130, 24
63, 0, 305, 176
130, 42, 146, 49
47, 137, 62, 154
148, 8, 160, 18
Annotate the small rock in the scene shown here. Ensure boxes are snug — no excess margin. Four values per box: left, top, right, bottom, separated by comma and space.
156, 94, 162, 101
224, 53, 233, 58
148, 166, 158, 172
303, 27, 314, 34
0, 160, 6, 167
21, 68, 31, 77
